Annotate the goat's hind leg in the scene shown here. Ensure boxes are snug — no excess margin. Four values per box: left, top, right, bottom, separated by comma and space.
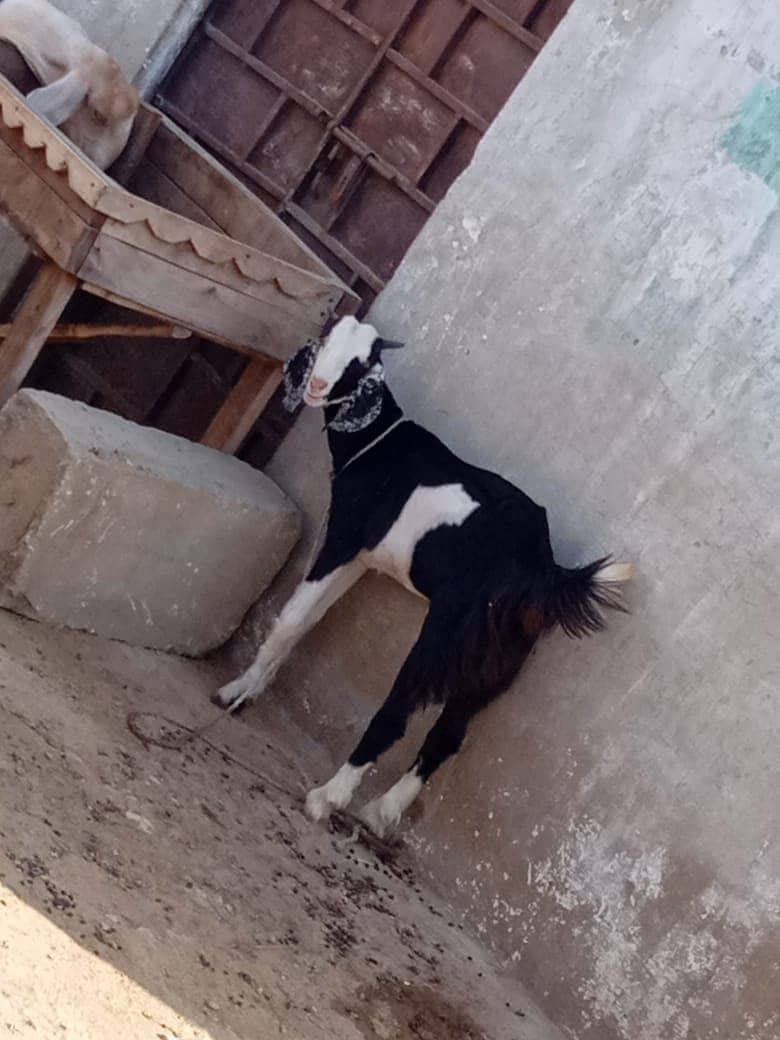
305, 690, 416, 821
359, 702, 470, 838
214, 559, 364, 711
306, 606, 446, 822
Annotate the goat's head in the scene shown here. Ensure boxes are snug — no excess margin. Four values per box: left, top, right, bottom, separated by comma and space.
283, 317, 403, 428
62, 49, 139, 169
87, 52, 138, 123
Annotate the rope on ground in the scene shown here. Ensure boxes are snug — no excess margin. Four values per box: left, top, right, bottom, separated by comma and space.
125, 709, 309, 797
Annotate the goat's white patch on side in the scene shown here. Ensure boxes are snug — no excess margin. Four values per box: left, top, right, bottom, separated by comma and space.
308, 315, 378, 399
306, 762, 370, 821
366, 483, 479, 592
359, 770, 424, 837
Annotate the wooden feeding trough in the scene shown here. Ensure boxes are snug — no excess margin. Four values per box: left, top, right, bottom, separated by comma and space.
0, 71, 359, 452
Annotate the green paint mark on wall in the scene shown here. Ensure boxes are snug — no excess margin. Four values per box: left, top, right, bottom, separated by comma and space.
721, 82, 780, 193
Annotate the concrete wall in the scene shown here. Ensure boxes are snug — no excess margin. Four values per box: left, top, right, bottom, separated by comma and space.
0, 0, 205, 300
260, 1, 780, 1037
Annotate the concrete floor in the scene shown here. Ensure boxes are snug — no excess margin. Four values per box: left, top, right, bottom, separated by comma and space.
0, 607, 563, 1040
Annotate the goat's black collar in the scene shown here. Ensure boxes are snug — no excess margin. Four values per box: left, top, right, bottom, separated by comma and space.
326, 386, 404, 476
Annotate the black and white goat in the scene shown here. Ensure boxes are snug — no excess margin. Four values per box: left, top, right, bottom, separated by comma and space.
216, 317, 632, 837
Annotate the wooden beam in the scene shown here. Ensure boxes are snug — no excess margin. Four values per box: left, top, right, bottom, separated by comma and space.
107, 105, 163, 187
201, 356, 282, 454
0, 321, 192, 341
0, 134, 98, 271
467, 0, 543, 51
78, 232, 324, 358
0, 262, 78, 405
385, 49, 489, 132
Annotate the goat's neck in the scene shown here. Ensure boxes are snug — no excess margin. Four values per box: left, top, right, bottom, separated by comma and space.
325, 386, 403, 474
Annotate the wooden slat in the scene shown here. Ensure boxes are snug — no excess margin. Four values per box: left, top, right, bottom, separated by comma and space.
329, 0, 419, 125
130, 157, 224, 230
286, 202, 385, 292
92, 188, 353, 306
246, 93, 288, 157
0, 103, 104, 226
307, 0, 383, 45
385, 49, 489, 132
0, 322, 192, 341
99, 219, 340, 325
203, 23, 332, 120
78, 233, 323, 359
0, 262, 78, 404
201, 356, 283, 454
0, 135, 97, 271
147, 118, 349, 282
156, 97, 287, 201
81, 282, 199, 327
108, 105, 163, 187
332, 125, 436, 213
467, 0, 543, 51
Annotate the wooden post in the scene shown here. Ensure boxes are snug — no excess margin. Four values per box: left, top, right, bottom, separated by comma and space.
201, 356, 283, 455
0, 322, 192, 341
0, 262, 78, 406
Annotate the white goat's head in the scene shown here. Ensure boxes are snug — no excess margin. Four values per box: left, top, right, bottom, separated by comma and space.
59, 48, 139, 169
283, 318, 404, 430
0, 0, 139, 169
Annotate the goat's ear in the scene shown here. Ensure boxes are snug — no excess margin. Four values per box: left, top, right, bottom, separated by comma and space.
376, 338, 405, 352
27, 70, 89, 126
282, 341, 317, 412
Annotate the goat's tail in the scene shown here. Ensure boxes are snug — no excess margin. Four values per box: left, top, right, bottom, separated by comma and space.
548, 557, 634, 638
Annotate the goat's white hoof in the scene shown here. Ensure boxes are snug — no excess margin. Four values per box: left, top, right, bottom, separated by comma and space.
358, 799, 395, 839
212, 674, 261, 711
306, 785, 336, 822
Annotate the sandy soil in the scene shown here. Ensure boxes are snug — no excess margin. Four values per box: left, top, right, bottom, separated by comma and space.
0, 608, 562, 1040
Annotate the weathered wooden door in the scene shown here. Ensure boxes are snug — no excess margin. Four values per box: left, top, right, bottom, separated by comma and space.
158, 0, 574, 307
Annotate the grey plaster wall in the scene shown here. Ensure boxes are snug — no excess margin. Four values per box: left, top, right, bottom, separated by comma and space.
262, 1, 780, 1037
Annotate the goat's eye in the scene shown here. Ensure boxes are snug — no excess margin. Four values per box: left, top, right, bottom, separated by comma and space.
92, 110, 108, 126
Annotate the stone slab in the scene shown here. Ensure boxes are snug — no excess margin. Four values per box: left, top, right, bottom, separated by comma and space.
0, 389, 300, 653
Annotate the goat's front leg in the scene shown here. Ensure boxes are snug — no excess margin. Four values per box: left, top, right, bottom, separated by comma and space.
214, 559, 364, 712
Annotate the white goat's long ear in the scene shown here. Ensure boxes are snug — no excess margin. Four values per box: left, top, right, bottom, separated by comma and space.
282, 341, 317, 412
376, 338, 405, 352
27, 70, 89, 126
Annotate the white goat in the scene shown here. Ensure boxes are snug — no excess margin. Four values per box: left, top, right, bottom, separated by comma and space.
0, 0, 139, 169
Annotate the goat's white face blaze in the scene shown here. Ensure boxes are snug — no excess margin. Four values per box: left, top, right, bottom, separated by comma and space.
304, 316, 379, 406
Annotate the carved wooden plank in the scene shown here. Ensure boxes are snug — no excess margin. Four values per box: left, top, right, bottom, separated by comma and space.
0, 135, 96, 270
0, 262, 78, 404
146, 118, 351, 282
201, 356, 283, 454
78, 233, 322, 358
99, 218, 338, 325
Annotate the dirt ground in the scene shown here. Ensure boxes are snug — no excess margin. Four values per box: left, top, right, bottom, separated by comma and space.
0, 608, 562, 1040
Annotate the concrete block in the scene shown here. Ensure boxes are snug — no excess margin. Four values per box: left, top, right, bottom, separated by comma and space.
0, 390, 300, 654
